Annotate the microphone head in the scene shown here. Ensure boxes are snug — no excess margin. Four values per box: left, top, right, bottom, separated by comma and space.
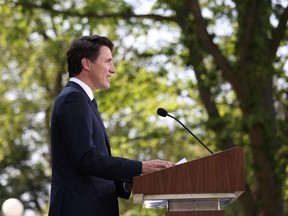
157, 108, 168, 117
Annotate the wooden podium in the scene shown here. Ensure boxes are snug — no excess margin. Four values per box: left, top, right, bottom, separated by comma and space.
133, 147, 245, 216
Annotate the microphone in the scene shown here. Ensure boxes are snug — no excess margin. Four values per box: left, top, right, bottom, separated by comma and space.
157, 107, 214, 155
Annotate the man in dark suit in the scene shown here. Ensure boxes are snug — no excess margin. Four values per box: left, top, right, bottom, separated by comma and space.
48, 35, 174, 216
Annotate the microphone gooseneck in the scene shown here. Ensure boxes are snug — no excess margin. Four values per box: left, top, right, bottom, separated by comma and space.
157, 107, 214, 155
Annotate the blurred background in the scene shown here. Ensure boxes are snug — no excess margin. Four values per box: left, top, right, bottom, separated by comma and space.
0, 0, 287, 215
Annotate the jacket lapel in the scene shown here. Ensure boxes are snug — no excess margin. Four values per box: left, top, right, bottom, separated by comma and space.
67, 81, 111, 155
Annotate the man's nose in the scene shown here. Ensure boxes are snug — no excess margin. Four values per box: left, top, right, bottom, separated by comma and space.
110, 63, 116, 74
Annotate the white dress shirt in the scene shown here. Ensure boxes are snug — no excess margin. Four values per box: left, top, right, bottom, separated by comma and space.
70, 77, 94, 100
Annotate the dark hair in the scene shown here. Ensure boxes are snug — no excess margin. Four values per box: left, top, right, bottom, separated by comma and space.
66, 35, 114, 77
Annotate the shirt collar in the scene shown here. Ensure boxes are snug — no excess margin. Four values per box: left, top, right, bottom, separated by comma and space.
70, 77, 94, 100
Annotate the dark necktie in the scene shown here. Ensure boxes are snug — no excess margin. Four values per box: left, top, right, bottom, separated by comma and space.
91, 98, 98, 110
92, 98, 105, 128
91, 98, 111, 154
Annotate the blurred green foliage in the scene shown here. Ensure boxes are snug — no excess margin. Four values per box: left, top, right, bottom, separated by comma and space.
0, 0, 287, 215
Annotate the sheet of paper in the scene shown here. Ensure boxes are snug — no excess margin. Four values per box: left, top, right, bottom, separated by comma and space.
176, 158, 187, 165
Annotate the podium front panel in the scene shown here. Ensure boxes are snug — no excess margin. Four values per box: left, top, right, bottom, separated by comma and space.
133, 148, 244, 195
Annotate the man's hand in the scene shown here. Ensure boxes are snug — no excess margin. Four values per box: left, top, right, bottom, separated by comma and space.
142, 159, 175, 174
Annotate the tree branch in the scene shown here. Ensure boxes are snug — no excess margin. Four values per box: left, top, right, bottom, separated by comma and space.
194, 66, 235, 150
188, 1, 244, 99
15, 1, 177, 22
270, 6, 288, 59
187, 44, 235, 150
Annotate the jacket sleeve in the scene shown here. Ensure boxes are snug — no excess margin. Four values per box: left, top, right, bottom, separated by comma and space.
114, 180, 131, 199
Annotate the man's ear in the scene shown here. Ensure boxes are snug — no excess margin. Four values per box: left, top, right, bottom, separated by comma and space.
81, 58, 91, 71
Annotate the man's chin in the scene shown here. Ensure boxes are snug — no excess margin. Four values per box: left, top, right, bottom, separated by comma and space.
102, 84, 111, 90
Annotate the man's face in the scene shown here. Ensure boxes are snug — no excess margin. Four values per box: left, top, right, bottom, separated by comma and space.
88, 46, 116, 90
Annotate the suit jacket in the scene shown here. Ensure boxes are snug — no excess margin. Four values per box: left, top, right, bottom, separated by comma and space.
48, 81, 142, 216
